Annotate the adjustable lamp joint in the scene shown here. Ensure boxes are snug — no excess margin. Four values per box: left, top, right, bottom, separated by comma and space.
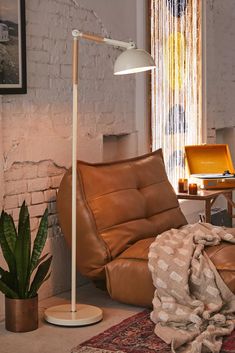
72, 29, 137, 50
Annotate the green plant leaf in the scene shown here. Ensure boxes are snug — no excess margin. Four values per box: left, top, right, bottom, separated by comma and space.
37, 253, 50, 266
0, 212, 16, 274
0, 202, 52, 299
2, 213, 17, 253
41, 272, 51, 284
15, 203, 31, 298
0, 267, 18, 293
18, 201, 31, 250
29, 255, 52, 298
0, 279, 18, 298
29, 209, 48, 275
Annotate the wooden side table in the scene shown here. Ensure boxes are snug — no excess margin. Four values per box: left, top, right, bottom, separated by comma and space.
177, 189, 235, 224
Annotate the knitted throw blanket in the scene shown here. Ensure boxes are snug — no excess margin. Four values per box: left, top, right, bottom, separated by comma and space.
148, 223, 235, 353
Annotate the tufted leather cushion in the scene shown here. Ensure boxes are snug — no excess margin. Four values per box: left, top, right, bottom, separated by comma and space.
57, 149, 235, 306
57, 149, 187, 280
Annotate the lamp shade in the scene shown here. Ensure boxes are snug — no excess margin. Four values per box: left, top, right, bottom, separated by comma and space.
114, 48, 156, 75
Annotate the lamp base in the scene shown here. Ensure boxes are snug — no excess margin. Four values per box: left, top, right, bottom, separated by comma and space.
44, 304, 103, 326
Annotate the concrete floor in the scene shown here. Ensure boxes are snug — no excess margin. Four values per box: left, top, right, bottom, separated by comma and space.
0, 283, 142, 353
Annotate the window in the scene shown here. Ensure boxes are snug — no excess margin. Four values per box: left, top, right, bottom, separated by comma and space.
150, 0, 202, 189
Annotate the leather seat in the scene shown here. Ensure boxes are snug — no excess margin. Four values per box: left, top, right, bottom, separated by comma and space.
57, 149, 235, 307
205, 240, 235, 293
106, 238, 155, 307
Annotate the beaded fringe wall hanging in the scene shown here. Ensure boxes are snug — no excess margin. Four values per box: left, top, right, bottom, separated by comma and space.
151, 0, 202, 188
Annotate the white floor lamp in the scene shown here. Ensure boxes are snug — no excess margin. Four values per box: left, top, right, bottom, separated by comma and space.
44, 29, 156, 326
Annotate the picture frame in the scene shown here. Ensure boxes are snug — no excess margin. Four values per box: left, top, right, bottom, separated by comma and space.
0, 0, 27, 94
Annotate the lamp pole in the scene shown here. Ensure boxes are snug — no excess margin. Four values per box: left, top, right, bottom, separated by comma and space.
71, 33, 78, 313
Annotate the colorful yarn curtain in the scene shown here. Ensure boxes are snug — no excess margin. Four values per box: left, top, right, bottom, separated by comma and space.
151, 0, 202, 189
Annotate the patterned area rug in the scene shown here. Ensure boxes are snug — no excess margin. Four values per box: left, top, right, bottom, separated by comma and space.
71, 310, 235, 353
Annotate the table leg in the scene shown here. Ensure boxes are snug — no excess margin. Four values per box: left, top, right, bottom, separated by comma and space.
223, 191, 234, 219
205, 199, 211, 223
227, 191, 232, 219
205, 196, 218, 223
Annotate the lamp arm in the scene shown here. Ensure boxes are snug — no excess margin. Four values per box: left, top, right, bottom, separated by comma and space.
72, 29, 136, 49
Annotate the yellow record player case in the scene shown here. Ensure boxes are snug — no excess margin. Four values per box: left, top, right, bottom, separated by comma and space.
185, 144, 235, 189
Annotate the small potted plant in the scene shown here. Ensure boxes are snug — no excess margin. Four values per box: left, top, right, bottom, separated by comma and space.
0, 201, 52, 332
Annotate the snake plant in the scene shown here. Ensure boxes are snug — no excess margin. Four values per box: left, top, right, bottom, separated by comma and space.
0, 201, 52, 299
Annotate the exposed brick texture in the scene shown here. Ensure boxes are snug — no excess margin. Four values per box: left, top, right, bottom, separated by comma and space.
31, 191, 45, 205
0, 0, 137, 320
1, 1, 135, 171
3, 160, 66, 237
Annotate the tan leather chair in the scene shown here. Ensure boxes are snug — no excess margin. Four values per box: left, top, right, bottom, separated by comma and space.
57, 149, 235, 307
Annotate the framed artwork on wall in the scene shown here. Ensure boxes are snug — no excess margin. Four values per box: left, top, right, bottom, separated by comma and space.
0, 0, 27, 94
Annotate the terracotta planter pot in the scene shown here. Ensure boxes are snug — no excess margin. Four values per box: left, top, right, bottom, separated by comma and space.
5, 295, 38, 332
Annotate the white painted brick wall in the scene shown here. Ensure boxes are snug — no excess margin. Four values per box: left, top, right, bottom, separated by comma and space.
30, 217, 39, 231
0, 0, 136, 320
3, 160, 65, 224
51, 175, 63, 189
206, 0, 235, 140
31, 191, 45, 204
2, 1, 135, 170
28, 203, 47, 218
5, 180, 28, 196
4, 195, 19, 210
27, 177, 51, 192
18, 193, 32, 207
44, 189, 57, 202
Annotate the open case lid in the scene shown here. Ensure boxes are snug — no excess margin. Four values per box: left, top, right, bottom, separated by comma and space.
185, 144, 235, 175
